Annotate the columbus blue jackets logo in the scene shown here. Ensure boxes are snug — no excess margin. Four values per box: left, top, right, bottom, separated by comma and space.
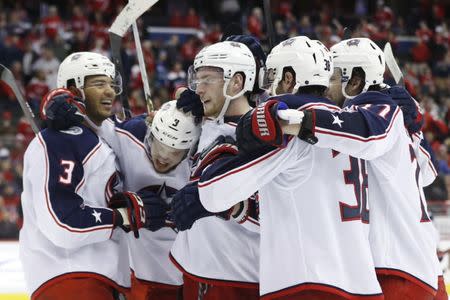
140, 183, 178, 204
347, 39, 360, 47
282, 38, 295, 46
71, 53, 82, 61
229, 42, 242, 48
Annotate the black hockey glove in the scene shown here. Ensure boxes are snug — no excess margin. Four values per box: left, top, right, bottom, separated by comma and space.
40, 88, 85, 130
381, 85, 423, 134
176, 88, 204, 117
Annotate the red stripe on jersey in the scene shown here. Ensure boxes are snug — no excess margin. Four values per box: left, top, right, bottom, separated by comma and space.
375, 268, 437, 296
31, 271, 130, 299
198, 147, 283, 188
169, 253, 258, 289
82, 143, 102, 165
38, 134, 113, 233
315, 107, 401, 142
261, 282, 384, 300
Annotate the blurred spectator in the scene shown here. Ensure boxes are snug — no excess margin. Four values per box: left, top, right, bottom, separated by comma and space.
31, 47, 60, 89
247, 7, 263, 39
40, 5, 62, 41
25, 70, 49, 111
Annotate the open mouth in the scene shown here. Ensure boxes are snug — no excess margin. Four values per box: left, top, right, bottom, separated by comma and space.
101, 100, 113, 108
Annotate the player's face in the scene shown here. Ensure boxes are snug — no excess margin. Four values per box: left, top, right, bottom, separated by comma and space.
150, 138, 187, 173
83, 75, 116, 125
194, 68, 226, 118
326, 68, 345, 107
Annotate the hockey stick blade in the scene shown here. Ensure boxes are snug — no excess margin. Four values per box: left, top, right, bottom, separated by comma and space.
383, 42, 404, 86
109, 0, 158, 37
0, 64, 40, 134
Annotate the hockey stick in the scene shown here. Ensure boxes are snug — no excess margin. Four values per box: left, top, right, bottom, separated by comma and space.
262, 0, 275, 49
0, 64, 40, 134
132, 21, 154, 113
109, 0, 159, 112
383, 42, 404, 86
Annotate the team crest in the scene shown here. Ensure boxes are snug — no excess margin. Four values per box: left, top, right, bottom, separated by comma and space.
347, 39, 360, 47
71, 53, 82, 61
282, 38, 295, 46
229, 42, 242, 48
60, 126, 83, 135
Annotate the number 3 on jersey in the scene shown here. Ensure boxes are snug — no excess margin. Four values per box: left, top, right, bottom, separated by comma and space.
337, 153, 370, 223
59, 160, 75, 184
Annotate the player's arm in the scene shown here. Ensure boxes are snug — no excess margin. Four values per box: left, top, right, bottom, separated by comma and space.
27, 135, 122, 249
198, 137, 311, 213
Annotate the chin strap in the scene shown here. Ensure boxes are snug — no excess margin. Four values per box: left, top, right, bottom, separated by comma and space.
213, 79, 247, 124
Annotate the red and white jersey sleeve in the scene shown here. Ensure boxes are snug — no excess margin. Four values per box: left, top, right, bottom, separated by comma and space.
170, 118, 260, 288
198, 136, 383, 298
19, 125, 130, 296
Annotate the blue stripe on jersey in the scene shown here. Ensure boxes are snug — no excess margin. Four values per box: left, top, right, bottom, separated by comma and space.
315, 91, 399, 139
40, 126, 114, 230
115, 114, 148, 143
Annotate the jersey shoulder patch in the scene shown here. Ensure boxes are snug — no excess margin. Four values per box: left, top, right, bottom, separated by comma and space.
40, 124, 100, 161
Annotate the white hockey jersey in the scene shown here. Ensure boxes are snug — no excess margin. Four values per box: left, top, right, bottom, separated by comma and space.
19, 124, 130, 297
312, 91, 440, 295
170, 117, 260, 287
99, 117, 187, 286
198, 96, 382, 299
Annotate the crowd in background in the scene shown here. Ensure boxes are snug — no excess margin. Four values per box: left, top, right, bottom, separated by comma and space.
0, 0, 448, 238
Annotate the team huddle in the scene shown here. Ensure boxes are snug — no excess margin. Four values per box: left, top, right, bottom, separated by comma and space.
19, 33, 447, 300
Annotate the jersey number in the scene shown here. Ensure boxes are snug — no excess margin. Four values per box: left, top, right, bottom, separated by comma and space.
339, 155, 370, 223
59, 160, 75, 184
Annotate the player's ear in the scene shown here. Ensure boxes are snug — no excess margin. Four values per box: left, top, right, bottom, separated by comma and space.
230, 73, 244, 95
281, 70, 295, 94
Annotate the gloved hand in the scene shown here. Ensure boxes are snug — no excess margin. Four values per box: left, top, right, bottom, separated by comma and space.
110, 191, 147, 238
381, 86, 423, 134
176, 88, 204, 117
110, 190, 172, 236
170, 182, 234, 231
236, 100, 287, 154
40, 88, 85, 130
138, 189, 172, 232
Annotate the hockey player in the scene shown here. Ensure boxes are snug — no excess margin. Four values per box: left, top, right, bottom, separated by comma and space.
169, 40, 262, 299
99, 100, 201, 300
194, 36, 383, 300
19, 52, 156, 300
319, 38, 443, 300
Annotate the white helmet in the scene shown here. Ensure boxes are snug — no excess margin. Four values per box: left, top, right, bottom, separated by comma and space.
188, 41, 256, 121
264, 36, 333, 95
57, 52, 122, 95
330, 38, 385, 98
149, 100, 201, 150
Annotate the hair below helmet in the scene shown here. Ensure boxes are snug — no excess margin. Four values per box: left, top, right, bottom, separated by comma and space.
265, 36, 333, 95
149, 100, 201, 150
57, 52, 119, 92
330, 38, 385, 98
